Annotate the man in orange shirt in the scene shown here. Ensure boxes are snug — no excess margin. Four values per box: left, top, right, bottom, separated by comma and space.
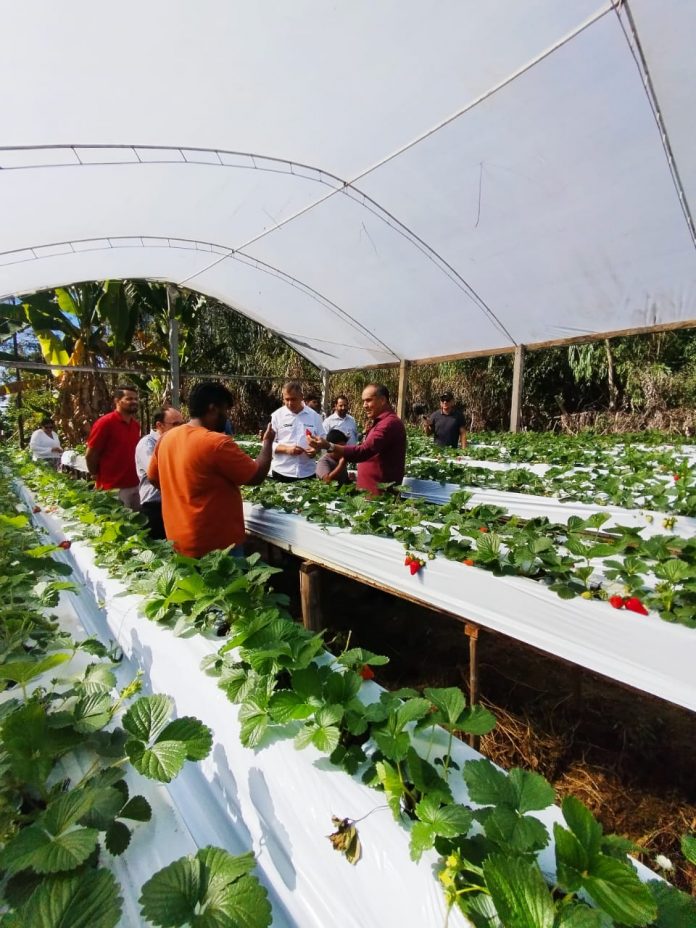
147, 381, 274, 558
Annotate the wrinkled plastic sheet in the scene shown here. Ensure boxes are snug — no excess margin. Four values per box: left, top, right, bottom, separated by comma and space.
243, 503, 696, 712
18, 481, 469, 928
401, 476, 696, 539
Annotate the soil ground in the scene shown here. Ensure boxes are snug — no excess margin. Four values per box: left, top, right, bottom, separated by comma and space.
252, 543, 696, 896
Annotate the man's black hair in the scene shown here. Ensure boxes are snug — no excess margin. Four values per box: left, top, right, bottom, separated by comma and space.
282, 380, 303, 395
365, 383, 390, 401
326, 428, 349, 444
305, 392, 320, 403
40, 416, 55, 427
113, 384, 138, 400
152, 409, 167, 427
333, 394, 348, 405
189, 381, 233, 418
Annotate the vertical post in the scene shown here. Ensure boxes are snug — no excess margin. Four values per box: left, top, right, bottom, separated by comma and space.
13, 333, 25, 448
320, 368, 330, 416
396, 359, 410, 420
509, 344, 526, 433
465, 622, 480, 750
299, 561, 323, 631
167, 285, 180, 409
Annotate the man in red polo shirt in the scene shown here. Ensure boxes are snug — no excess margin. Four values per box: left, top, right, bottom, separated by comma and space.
86, 385, 141, 509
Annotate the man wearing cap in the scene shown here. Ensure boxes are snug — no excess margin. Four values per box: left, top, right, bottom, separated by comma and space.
424, 393, 467, 450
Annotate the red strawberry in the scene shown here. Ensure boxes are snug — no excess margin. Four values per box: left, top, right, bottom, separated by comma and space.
360, 665, 375, 681
624, 597, 648, 615
463, 558, 474, 566
409, 561, 421, 575
58, 540, 71, 550
305, 428, 313, 439
479, 526, 488, 533
608, 595, 624, 609
32, 506, 41, 514
404, 555, 413, 566
673, 474, 680, 482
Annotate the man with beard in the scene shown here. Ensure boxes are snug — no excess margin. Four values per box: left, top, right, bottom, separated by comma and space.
322, 394, 359, 444
86, 385, 141, 509
147, 381, 274, 557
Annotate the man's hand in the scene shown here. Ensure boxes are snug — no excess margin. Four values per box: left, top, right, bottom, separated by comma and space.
304, 446, 318, 458
52, 445, 62, 453
307, 435, 328, 452
261, 424, 275, 443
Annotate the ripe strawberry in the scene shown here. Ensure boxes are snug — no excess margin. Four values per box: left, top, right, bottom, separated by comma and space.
305, 428, 313, 439
462, 558, 474, 566
32, 506, 41, 514
673, 474, 680, 482
58, 540, 71, 550
608, 595, 624, 609
409, 560, 422, 575
404, 555, 413, 566
360, 665, 375, 681
624, 596, 648, 615
479, 526, 489, 533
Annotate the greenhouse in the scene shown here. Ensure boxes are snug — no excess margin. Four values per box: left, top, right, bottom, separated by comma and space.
1, 2, 696, 927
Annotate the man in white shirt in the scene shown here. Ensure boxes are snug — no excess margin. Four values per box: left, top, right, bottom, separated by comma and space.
270, 381, 325, 481
29, 418, 63, 469
322, 394, 360, 445
135, 406, 184, 537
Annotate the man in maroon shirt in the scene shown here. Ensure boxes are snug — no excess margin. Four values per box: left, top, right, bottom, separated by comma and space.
308, 383, 406, 495
86, 385, 142, 509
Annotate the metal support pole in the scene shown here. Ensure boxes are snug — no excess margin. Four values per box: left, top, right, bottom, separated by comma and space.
320, 368, 330, 416
13, 333, 25, 448
396, 359, 410, 420
509, 344, 526, 433
465, 622, 480, 750
167, 285, 180, 409
299, 561, 323, 631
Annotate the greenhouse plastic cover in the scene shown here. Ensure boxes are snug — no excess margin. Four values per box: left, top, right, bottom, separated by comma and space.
2, 1, 696, 371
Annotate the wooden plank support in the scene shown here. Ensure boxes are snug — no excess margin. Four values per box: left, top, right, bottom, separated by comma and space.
464, 622, 481, 749
167, 285, 181, 409
300, 561, 323, 631
396, 359, 410, 420
509, 344, 526, 433
320, 368, 330, 416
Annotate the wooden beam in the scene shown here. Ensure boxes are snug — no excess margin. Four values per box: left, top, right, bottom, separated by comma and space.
509, 344, 525, 433
320, 368, 330, 416
299, 561, 323, 631
465, 622, 481, 750
13, 333, 25, 448
396, 359, 410, 420
167, 285, 180, 408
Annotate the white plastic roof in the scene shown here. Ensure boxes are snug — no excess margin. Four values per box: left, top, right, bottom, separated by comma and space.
1, 1, 695, 371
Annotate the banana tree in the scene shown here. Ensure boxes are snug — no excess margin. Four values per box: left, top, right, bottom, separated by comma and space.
0, 282, 144, 443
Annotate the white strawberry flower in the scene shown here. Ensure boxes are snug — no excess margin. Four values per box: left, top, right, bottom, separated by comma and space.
654, 854, 673, 871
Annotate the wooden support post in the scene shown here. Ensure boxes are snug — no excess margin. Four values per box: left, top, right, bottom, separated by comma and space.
465, 622, 481, 749
320, 368, 330, 416
509, 344, 526, 433
13, 333, 25, 448
396, 359, 410, 420
300, 561, 323, 631
167, 285, 181, 409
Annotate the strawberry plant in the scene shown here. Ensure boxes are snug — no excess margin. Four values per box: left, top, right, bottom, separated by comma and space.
11, 450, 696, 926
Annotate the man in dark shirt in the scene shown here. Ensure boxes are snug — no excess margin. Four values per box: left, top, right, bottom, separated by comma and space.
308, 384, 406, 495
425, 392, 467, 449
